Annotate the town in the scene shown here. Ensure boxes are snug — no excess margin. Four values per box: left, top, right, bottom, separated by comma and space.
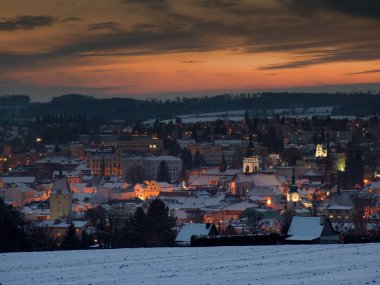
1, 103, 380, 251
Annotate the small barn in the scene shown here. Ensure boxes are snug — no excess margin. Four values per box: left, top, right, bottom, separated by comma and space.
286, 216, 339, 244
175, 223, 218, 246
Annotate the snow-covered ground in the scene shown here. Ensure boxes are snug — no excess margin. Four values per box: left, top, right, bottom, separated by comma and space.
1, 244, 380, 285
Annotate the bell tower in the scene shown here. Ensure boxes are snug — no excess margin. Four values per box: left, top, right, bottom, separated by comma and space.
287, 168, 299, 213
50, 170, 72, 220
243, 134, 260, 174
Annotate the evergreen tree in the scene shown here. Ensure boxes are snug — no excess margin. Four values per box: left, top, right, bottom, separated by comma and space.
126, 166, 146, 184
157, 161, 170, 183
219, 153, 227, 172
345, 148, 365, 188
145, 199, 175, 247
130, 207, 147, 247
61, 223, 80, 250
193, 150, 202, 168
180, 147, 190, 169
0, 197, 24, 252
187, 149, 193, 169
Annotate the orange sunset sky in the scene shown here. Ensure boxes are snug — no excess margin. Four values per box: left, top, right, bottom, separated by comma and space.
1, 0, 380, 101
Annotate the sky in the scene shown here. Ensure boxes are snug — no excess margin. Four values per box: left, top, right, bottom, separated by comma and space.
1, 0, 380, 101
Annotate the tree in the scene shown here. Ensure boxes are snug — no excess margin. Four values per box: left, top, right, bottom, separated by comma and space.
0, 197, 24, 252
181, 147, 194, 170
219, 153, 227, 172
240, 208, 264, 234
61, 223, 80, 250
157, 160, 170, 182
85, 206, 109, 248
345, 148, 365, 188
129, 207, 147, 247
145, 199, 176, 247
126, 165, 146, 184
193, 150, 202, 168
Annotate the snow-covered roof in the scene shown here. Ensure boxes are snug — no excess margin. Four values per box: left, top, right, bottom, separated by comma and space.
36, 156, 83, 164
286, 216, 325, 241
204, 169, 239, 176
39, 220, 89, 228
51, 175, 71, 194
328, 205, 354, 210
235, 173, 282, 187
172, 209, 188, 220
188, 175, 210, 186
9, 184, 35, 193
175, 223, 214, 244
145, 156, 181, 161
1, 176, 35, 184
247, 186, 283, 197
223, 201, 258, 211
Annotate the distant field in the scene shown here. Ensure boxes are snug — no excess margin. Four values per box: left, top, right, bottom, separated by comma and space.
1, 244, 379, 285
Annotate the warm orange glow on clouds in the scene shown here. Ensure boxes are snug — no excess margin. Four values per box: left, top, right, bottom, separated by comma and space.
1, 0, 380, 101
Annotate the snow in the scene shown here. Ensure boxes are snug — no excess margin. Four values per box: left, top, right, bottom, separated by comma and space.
287, 216, 325, 241
175, 223, 214, 245
1, 244, 380, 285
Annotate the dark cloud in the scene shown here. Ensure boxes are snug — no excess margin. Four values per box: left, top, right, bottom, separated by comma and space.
348, 69, 380, 75
197, 0, 241, 8
2, 1, 380, 72
181, 60, 203, 64
0, 15, 57, 31
120, 0, 168, 11
87, 21, 122, 32
61, 17, 82, 22
283, 0, 380, 20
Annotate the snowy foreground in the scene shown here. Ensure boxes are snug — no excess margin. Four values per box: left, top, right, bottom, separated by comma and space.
1, 244, 380, 285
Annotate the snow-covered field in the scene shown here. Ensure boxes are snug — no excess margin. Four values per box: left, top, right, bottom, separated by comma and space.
1, 244, 380, 285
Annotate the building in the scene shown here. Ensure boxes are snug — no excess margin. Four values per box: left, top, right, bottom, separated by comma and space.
116, 136, 163, 155
285, 216, 339, 244
122, 155, 182, 181
243, 136, 260, 174
38, 220, 90, 243
187, 140, 247, 166
0, 184, 38, 207
85, 149, 123, 176
134, 180, 170, 200
97, 183, 135, 203
230, 173, 282, 196
50, 172, 72, 220
175, 223, 218, 246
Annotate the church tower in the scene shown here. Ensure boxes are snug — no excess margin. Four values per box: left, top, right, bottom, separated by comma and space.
287, 168, 299, 213
50, 170, 72, 220
242, 134, 261, 174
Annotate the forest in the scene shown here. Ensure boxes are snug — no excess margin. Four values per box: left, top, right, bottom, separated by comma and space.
0, 92, 379, 122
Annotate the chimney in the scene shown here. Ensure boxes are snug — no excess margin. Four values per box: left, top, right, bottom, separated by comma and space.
320, 216, 325, 225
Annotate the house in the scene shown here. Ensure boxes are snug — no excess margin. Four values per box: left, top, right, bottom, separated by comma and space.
175, 223, 218, 246
134, 180, 163, 200
230, 173, 283, 196
0, 184, 38, 207
214, 201, 258, 222
286, 216, 339, 244
38, 220, 90, 243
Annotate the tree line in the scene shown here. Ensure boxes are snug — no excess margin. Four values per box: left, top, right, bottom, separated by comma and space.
3, 91, 380, 122
0, 198, 176, 253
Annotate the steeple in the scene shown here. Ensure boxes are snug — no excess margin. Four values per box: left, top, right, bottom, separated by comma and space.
289, 167, 298, 193
287, 167, 299, 212
245, 133, 257, 157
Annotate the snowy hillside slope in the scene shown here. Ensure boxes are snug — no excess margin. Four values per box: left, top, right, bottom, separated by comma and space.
1, 244, 380, 285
